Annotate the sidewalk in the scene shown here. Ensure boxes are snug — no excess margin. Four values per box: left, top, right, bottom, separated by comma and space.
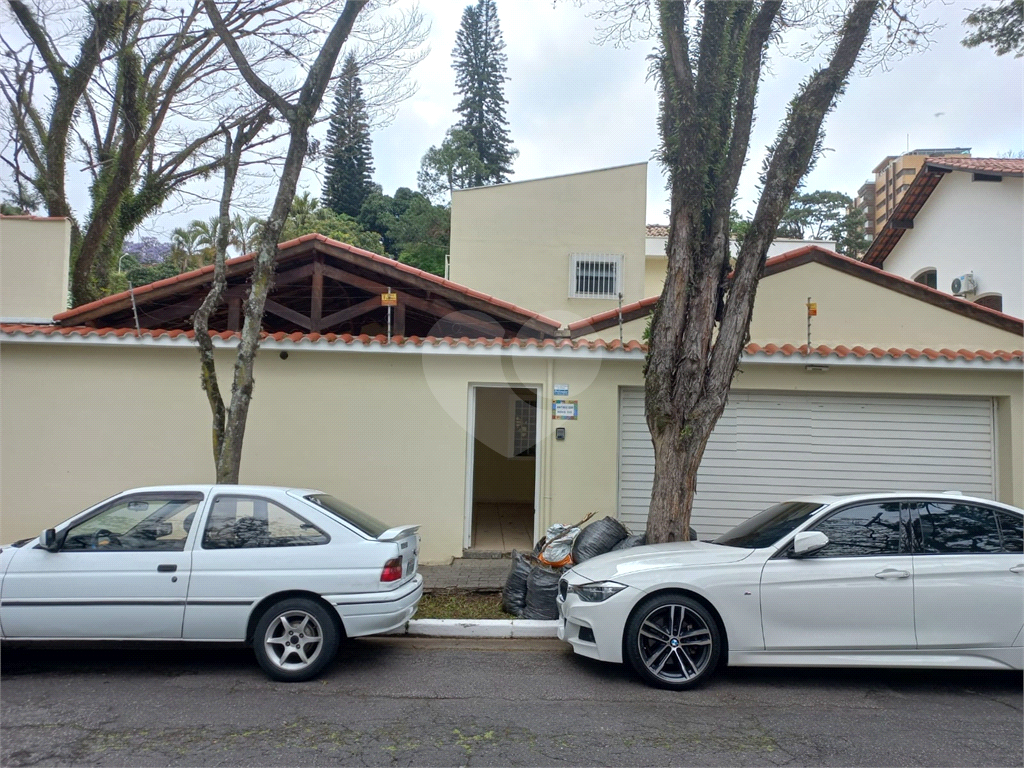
419, 557, 511, 592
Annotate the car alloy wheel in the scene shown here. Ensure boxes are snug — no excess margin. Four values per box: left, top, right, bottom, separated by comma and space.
625, 593, 721, 690
264, 610, 325, 670
253, 598, 340, 682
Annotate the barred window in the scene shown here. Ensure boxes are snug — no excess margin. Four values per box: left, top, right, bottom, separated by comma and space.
512, 398, 537, 457
570, 254, 622, 298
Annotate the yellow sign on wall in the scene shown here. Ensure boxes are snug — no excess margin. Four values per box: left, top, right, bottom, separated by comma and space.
381, 293, 398, 306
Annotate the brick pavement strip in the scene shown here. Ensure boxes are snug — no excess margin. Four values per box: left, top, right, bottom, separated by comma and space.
419, 558, 512, 592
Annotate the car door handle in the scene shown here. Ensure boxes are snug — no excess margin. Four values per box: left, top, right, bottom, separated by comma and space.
1010, 565, 1024, 574
874, 569, 910, 580
157, 564, 177, 573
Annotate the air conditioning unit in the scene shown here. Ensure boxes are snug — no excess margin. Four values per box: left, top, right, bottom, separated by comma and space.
951, 273, 977, 296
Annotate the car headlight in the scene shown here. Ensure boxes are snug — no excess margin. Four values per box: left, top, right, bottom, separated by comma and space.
569, 581, 627, 602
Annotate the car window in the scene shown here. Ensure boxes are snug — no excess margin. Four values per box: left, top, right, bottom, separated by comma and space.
995, 510, 1024, 554
805, 502, 906, 558
202, 496, 329, 549
62, 494, 203, 551
304, 494, 390, 538
913, 501, 1003, 555
714, 501, 825, 549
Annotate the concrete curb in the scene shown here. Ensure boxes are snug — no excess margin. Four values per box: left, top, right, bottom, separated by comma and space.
386, 618, 560, 638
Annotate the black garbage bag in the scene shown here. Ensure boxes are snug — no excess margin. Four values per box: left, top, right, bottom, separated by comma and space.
502, 550, 532, 617
611, 533, 647, 551
523, 564, 561, 620
571, 516, 629, 563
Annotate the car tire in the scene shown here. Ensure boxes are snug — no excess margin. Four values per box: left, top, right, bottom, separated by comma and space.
252, 597, 340, 682
624, 593, 722, 690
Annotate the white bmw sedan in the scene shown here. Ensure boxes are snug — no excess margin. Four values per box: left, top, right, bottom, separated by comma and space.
0, 486, 422, 682
557, 492, 1024, 690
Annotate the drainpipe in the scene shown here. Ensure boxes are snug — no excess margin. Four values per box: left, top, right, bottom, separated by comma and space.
542, 357, 554, 537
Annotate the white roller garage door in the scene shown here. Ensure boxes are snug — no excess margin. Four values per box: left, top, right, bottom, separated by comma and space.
618, 388, 996, 538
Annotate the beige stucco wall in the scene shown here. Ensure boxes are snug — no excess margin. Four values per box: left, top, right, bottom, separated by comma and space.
0, 217, 71, 320
449, 163, 647, 323
750, 261, 1023, 350
2, 338, 1021, 563
644, 257, 667, 299
584, 260, 1024, 352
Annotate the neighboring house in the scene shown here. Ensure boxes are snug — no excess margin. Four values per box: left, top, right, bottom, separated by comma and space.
1, 184, 1023, 564
862, 157, 1023, 318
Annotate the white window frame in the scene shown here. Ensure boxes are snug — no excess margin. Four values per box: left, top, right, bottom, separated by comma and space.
508, 395, 538, 459
569, 253, 624, 299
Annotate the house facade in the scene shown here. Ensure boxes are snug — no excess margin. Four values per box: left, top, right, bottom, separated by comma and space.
862, 157, 1023, 317
1, 166, 1022, 563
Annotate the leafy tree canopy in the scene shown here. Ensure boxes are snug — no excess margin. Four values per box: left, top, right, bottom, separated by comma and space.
418, 129, 488, 204
962, 0, 1024, 57
358, 186, 450, 274
778, 190, 868, 258
280, 193, 383, 254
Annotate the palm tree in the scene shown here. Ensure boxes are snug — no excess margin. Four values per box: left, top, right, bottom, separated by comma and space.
191, 217, 222, 265
231, 214, 263, 256
171, 226, 203, 271
288, 192, 320, 231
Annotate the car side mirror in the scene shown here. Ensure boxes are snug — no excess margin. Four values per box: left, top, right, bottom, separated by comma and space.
790, 530, 828, 558
38, 528, 60, 552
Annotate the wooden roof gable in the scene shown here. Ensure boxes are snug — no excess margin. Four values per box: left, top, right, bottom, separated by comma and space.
56, 234, 562, 340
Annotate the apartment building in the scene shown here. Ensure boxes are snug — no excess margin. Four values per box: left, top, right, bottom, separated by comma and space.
854, 148, 971, 239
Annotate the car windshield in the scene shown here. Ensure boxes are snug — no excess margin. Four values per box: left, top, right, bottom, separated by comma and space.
714, 501, 825, 549
304, 494, 390, 538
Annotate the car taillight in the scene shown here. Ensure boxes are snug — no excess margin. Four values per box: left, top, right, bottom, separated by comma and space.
380, 557, 403, 582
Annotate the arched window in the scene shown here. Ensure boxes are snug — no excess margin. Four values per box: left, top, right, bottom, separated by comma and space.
912, 268, 937, 290
974, 294, 1003, 312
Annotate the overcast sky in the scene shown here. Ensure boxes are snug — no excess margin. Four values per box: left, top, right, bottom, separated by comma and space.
28, 1, 1021, 236
354, 0, 1022, 226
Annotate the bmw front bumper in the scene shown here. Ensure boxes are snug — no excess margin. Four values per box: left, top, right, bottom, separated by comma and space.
556, 569, 641, 664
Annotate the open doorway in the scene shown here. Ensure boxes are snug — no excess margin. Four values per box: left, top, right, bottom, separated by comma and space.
466, 385, 538, 553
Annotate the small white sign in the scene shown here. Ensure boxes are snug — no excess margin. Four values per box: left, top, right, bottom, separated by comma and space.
553, 384, 570, 396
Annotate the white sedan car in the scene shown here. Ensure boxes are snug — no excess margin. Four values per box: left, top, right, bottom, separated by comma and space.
558, 492, 1024, 689
0, 486, 422, 682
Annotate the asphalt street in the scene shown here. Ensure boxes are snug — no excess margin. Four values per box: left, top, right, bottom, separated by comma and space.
1, 637, 1021, 767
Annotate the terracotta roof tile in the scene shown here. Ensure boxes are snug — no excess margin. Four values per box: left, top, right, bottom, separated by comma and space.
924, 157, 1024, 175
3, 323, 1019, 364
54, 234, 561, 331
742, 343, 1022, 363
646, 224, 669, 237
567, 295, 659, 332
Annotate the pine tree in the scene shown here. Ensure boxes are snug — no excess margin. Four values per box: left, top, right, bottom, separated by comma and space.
323, 54, 375, 218
452, 0, 516, 186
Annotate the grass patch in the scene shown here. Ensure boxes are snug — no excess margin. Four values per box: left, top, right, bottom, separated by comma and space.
416, 591, 514, 620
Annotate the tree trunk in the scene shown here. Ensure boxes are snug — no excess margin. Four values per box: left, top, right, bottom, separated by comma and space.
199, 0, 366, 484
646, 419, 719, 542
644, 0, 880, 544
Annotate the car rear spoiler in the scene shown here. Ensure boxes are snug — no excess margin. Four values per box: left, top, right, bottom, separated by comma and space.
377, 525, 420, 542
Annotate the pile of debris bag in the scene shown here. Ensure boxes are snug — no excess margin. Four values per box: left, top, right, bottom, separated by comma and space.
502, 515, 646, 620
